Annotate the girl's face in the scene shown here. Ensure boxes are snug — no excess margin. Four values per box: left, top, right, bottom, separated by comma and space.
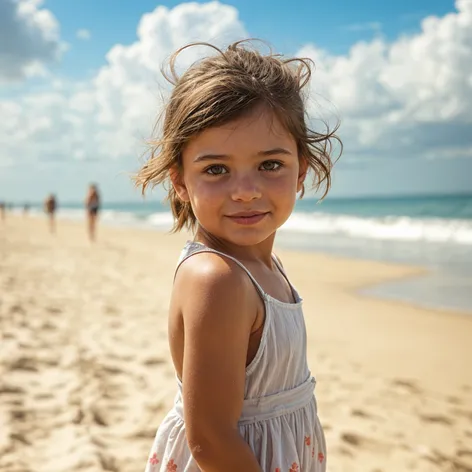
173, 106, 307, 248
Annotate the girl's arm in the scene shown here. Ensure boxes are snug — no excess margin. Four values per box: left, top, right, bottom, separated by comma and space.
177, 253, 262, 472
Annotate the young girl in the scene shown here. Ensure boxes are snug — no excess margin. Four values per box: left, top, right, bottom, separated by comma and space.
136, 40, 340, 472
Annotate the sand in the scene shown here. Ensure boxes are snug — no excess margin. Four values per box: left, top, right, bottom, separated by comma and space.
1, 216, 471, 472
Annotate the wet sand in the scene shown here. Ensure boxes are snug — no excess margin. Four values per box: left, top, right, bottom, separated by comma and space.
1, 216, 471, 472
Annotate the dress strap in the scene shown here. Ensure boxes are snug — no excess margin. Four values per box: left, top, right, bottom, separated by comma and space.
271, 253, 285, 275
175, 241, 266, 299
271, 253, 300, 303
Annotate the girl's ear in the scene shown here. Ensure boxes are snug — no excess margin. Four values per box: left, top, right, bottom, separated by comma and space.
297, 158, 309, 193
169, 166, 190, 202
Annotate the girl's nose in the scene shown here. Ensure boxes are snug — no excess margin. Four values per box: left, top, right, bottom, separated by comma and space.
230, 174, 262, 202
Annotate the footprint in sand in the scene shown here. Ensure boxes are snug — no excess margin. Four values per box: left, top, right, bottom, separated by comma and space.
45, 306, 62, 314
391, 378, 422, 395
10, 408, 30, 421
447, 395, 462, 405
340, 432, 389, 452
423, 448, 472, 472
98, 452, 118, 472
9, 357, 38, 372
91, 406, 109, 427
100, 363, 124, 375
351, 408, 373, 419
143, 356, 165, 366
419, 413, 454, 426
104, 305, 118, 314
10, 432, 31, 446
72, 408, 84, 425
0, 384, 25, 395
457, 449, 472, 459
341, 433, 362, 446
41, 320, 57, 330
34, 392, 53, 401
9, 304, 25, 314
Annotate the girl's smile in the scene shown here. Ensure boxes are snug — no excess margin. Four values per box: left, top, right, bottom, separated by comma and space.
225, 211, 270, 225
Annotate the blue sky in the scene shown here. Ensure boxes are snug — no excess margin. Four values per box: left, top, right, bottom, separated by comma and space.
1, 0, 471, 203
47, 0, 457, 79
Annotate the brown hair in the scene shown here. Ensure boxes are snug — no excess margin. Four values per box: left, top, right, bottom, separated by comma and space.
135, 39, 341, 232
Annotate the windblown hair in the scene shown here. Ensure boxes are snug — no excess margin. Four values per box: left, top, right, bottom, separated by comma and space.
135, 39, 341, 232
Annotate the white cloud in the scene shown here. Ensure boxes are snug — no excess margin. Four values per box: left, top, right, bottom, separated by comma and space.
0, 0, 65, 82
0, 2, 247, 168
76, 29, 91, 40
0, 0, 471, 178
300, 0, 472, 159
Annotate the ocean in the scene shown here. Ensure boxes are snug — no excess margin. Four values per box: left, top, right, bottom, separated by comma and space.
24, 193, 472, 313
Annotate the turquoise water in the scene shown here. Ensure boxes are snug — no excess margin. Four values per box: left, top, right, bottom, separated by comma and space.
295, 193, 472, 220
46, 192, 472, 221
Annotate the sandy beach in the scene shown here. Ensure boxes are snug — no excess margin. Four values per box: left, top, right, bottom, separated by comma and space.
1, 216, 471, 472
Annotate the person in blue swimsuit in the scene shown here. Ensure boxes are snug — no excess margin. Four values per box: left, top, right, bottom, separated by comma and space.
85, 183, 100, 242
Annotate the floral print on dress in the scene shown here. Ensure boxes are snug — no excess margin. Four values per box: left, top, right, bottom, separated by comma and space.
166, 459, 177, 471
149, 453, 159, 465
274, 431, 326, 471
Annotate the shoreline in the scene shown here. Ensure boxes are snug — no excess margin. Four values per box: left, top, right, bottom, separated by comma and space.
9, 212, 470, 317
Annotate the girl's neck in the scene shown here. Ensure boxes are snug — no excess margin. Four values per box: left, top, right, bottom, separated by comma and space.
193, 227, 276, 267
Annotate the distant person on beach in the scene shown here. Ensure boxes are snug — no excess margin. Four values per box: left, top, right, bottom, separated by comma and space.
136, 40, 341, 472
44, 194, 57, 233
23, 203, 30, 216
0, 202, 5, 221
85, 184, 100, 241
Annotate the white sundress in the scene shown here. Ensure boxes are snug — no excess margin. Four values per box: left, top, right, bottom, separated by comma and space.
145, 241, 327, 472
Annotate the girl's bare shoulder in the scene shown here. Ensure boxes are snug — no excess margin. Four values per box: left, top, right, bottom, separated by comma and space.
172, 251, 260, 321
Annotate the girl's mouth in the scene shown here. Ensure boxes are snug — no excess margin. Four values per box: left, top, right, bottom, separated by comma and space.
226, 212, 269, 225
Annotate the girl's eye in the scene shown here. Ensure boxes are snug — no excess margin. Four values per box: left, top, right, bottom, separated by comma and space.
205, 165, 228, 175
260, 160, 282, 172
